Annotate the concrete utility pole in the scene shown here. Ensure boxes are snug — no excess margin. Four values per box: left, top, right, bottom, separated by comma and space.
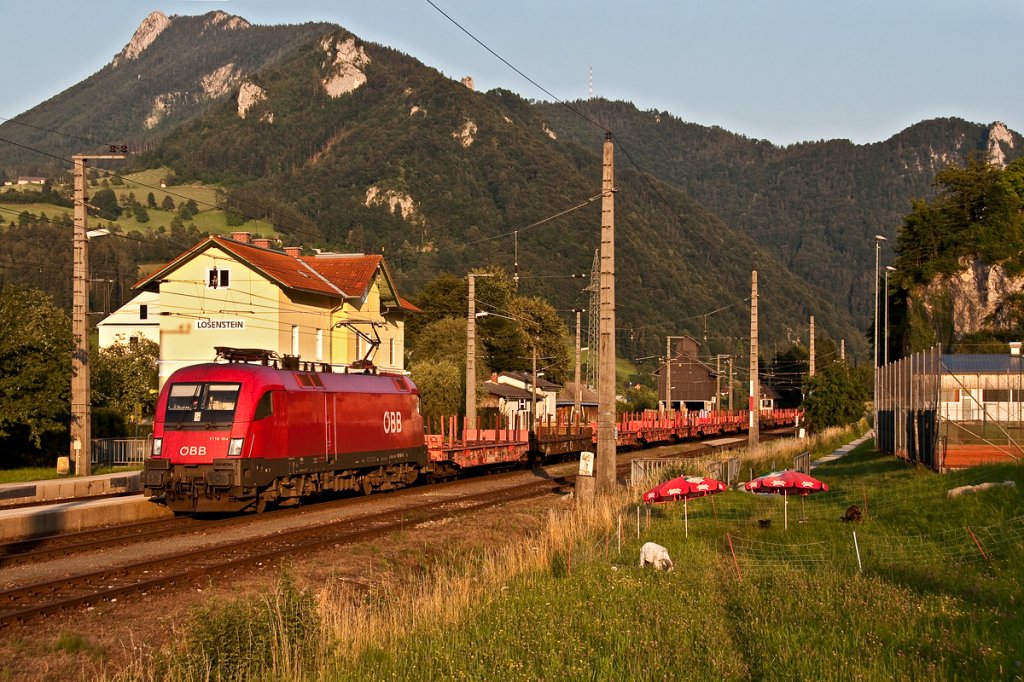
748, 270, 760, 448
728, 356, 734, 412
715, 355, 722, 413
72, 153, 123, 477
577, 135, 616, 503
531, 344, 538, 429
465, 272, 493, 432
596, 133, 617, 494
664, 335, 686, 412
809, 315, 815, 378
666, 336, 671, 411
841, 338, 846, 362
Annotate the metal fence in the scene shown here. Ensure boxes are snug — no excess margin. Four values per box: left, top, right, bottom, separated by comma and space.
875, 346, 942, 469
631, 456, 740, 488
92, 438, 150, 467
876, 345, 1024, 470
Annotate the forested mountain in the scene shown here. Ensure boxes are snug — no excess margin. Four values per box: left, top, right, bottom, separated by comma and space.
536, 101, 1023, 345
1, 10, 1019, 364
0, 11, 330, 177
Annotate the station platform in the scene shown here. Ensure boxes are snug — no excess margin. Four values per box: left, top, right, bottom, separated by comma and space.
0, 471, 174, 542
0, 495, 174, 541
0, 470, 143, 509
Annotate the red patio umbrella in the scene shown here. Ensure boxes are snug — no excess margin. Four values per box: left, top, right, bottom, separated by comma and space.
744, 470, 828, 495
744, 470, 828, 528
644, 475, 727, 503
643, 475, 727, 537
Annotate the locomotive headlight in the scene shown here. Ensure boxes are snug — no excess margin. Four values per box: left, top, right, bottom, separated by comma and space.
228, 438, 244, 456
152, 438, 162, 457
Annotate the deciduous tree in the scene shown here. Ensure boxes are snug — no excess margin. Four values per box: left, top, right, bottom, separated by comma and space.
0, 287, 73, 448
92, 339, 159, 422
801, 361, 868, 431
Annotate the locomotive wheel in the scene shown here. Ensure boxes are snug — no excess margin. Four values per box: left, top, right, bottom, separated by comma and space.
361, 478, 373, 496
255, 494, 269, 514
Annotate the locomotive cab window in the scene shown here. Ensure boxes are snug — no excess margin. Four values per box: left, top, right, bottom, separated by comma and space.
253, 391, 275, 420
164, 382, 241, 428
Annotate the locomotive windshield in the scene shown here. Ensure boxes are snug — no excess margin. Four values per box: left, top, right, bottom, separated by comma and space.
164, 382, 241, 428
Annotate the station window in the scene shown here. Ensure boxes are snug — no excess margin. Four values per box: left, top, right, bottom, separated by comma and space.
207, 268, 230, 289
291, 325, 300, 356
139, 304, 148, 320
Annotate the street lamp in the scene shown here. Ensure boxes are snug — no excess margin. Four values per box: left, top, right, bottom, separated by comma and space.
873, 234, 887, 435
884, 266, 897, 365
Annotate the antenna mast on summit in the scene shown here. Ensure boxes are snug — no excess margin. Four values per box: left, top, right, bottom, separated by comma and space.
588, 66, 593, 99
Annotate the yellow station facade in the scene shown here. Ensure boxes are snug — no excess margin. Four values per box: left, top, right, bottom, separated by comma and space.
132, 232, 418, 386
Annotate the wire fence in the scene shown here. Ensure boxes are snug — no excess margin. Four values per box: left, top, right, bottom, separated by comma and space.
718, 513, 1024, 571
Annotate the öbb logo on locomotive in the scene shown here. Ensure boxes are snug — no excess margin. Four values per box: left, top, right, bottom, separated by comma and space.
383, 411, 403, 434
179, 446, 208, 457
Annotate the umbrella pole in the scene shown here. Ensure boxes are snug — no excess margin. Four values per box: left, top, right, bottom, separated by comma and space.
784, 490, 788, 529
684, 498, 688, 538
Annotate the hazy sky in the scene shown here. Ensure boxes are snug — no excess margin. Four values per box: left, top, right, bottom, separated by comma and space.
3, 0, 1021, 145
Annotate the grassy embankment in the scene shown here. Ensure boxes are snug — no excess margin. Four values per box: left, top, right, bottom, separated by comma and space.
111, 422, 1024, 680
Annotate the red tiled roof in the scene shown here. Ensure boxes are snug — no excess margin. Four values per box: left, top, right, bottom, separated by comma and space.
396, 295, 421, 313
218, 238, 344, 296
300, 254, 381, 297
135, 237, 420, 314
134, 236, 341, 297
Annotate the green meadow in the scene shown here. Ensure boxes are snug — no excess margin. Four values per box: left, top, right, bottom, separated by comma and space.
0, 168, 277, 238
116, 425, 1023, 681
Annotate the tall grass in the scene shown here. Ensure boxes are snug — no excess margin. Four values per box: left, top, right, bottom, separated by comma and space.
122, 427, 1024, 681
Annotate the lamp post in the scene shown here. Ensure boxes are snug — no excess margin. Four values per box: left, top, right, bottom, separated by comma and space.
873, 234, 887, 434
885, 266, 896, 365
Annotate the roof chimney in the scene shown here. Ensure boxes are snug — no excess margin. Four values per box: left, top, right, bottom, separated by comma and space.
284, 245, 303, 258
253, 238, 271, 249
1010, 342, 1022, 356
231, 231, 252, 244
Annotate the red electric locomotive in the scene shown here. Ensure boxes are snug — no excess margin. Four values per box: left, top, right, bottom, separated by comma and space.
141, 348, 427, 513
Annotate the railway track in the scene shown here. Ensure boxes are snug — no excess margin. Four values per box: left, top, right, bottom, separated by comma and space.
0, 475, 572, 628
0, 430, 794, 626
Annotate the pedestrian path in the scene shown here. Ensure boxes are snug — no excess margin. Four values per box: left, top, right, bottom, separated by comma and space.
810, 430, 874, 469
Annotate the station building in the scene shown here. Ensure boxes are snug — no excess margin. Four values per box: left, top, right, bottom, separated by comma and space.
122, 232, 418, 386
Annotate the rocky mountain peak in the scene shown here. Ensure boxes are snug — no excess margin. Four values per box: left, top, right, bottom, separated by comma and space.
987, 121, 1015, 168
112, 11, 171, 68
203, 11, 251, 32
